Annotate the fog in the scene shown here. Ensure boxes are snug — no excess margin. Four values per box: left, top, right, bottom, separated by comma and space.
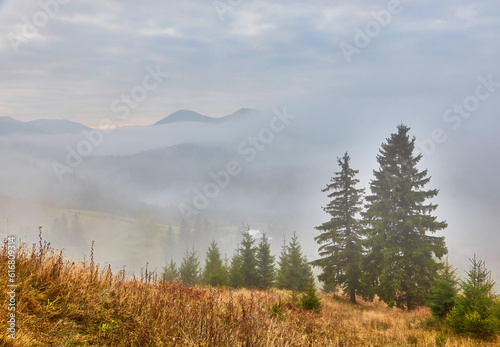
1, 105, 499, 288
1, 0, 499, 287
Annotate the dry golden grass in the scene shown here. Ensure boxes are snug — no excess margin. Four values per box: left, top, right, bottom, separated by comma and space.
1, 238, 499, 346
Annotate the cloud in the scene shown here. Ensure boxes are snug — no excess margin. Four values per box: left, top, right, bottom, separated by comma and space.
1, 0, 498, 126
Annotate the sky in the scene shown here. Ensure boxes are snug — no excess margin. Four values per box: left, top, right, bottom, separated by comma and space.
0, 0, 498, 127
1, 1, 500, 280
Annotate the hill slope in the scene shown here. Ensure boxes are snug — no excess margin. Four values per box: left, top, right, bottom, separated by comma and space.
1, 239, 497, 346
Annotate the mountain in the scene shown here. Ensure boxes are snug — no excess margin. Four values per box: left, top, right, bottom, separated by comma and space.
0, 116, 37, 134
27, 119, 90, 134
153, 110, 214, 125
153, 108, 260, 126
92, 108, 271, 157
0, 116, 89, 135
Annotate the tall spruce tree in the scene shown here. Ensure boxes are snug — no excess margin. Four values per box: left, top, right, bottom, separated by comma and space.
202, 240, 228, 286
312, 152, 365, 303
363, 124, 447, 309
237, 228, 259, 288
276, 232, 313, 292
256, 232, 275, 288
179, 247, 200, 285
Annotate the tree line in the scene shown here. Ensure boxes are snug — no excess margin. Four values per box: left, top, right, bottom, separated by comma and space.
162, 228, 314, 292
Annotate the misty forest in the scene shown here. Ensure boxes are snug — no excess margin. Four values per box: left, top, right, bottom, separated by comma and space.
1, 0, 500, 345
2, 114, 500, 345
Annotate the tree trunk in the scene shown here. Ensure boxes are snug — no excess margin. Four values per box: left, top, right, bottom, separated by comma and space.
349, 288, 357, 304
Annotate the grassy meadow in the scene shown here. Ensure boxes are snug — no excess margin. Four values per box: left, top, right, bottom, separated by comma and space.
1, 237, 499, 346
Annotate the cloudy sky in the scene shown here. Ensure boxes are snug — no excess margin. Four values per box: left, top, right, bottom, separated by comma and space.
1, 0, 498, 127
1, 1, 500, 279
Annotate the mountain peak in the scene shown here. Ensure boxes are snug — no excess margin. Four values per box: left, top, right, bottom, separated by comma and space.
153, 110, 213, 126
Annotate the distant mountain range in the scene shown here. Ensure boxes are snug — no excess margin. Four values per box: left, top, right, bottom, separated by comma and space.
0, 107, 315, 226
0, 108, 261, 135
0, 116, 90, 135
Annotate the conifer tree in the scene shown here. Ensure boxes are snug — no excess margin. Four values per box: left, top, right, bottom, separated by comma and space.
179, 247, 200, 285
229, 249, 244, 288
427, 260, 458, 319
363, 124, 447, 309
447, 255, 500, 338
300, 282, 322, 313
312, 152, 365, 303
256, 232, 275, 288
276, 232, 313, 292
202, 240, 228, 286
162, 258, 179, 283
276, 237, 289, 289
237, 228, 259, 288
